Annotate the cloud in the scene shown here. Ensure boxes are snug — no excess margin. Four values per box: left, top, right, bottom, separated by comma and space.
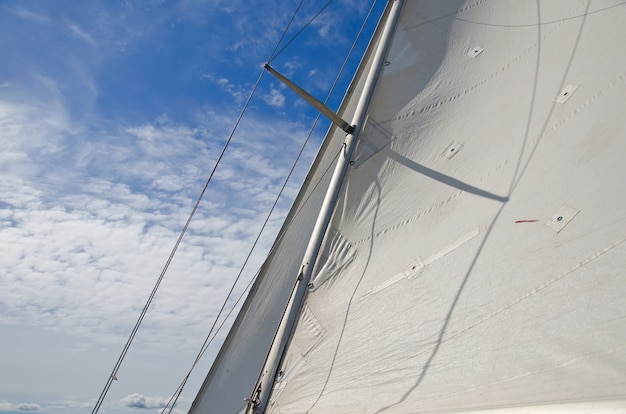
281, 59, 302, 77
0, 1, 373, 412
17, 403, 42, 412
0, 401, 42, 412
10, 8, 50, 24
263, 88, 285, 108
0, 90, 313, 360
201, 74, 246, 103
66, 20, 96, 46
121, 393, 168, 409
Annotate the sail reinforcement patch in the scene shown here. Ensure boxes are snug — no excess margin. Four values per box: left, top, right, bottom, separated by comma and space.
467, 46, 484, 58
443, 141, 464, 159
556, 84, 579, 103
546, 205, 579, 233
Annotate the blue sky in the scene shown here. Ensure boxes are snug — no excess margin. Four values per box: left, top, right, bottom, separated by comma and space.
0, 1, 384, 413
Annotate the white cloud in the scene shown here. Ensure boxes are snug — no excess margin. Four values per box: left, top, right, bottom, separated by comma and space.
46, 399, 93, 412
201, 74, 247, 103
121, 393, 168, 409
0, 401, 42, 412
17, 403, 42, 412
151, 174, 186, 192
0, 1, 369, 412
11, 8, 50, 24
263, 88, 285, 108
314, 19, 332, 39
0, 91, 314, 363
282, 59, 302, 77
66, 20, 96, 46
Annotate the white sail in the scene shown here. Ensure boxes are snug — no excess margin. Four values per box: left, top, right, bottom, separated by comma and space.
187, 5, 390, 412
192, 0, 626, 412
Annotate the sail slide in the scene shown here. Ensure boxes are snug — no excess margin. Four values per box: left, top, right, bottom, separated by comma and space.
191, 0, 626, 413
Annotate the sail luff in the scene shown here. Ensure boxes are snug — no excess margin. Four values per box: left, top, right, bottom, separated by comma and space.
187, 4, 393, 413
250, 2, 405, 412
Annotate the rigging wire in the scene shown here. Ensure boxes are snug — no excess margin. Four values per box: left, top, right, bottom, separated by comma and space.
91, 61, 267, 414
156, 3, 314, 412
262, 0, 382, 250
158, 1, 331, 411
93, 0, 381, 412
268, 0, 335, 64
268, 0, 306, 62
160, 0, 383, 412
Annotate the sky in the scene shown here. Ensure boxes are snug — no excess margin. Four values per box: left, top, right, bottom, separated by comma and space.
0, 1, 385, 413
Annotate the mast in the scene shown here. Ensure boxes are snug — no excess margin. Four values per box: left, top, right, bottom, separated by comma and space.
249, 1, 405, 412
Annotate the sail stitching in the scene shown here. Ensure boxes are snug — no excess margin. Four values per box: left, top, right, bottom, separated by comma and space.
304, 239, 625, 402
440, 238, 626, 345
351, 4, 600, 249
393, 9, 577, 124
350, 140, 513, 247
426, 344, 626, 405
352, 162, 506, 247
456, 1, 626, 28
537, 69, 626, 143
363, 228, 481, 296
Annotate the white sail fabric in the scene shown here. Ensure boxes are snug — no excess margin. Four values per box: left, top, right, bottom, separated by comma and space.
187, 6, 391, 413
268, 0, 626, 413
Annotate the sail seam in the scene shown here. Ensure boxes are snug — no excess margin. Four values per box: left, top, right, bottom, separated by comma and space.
319, 238, 626, 398
456, 1, 626, 28
538, 70, 626, 143
440, 238, 626, 344
393, 7, 579, 124
351, 14, 626, 249
363, 228, 481, 296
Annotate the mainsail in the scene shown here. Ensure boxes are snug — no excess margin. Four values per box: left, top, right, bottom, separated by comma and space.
190, 0, 626, 412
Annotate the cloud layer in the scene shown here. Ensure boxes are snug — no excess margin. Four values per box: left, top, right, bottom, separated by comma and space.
0, 1, 383, 413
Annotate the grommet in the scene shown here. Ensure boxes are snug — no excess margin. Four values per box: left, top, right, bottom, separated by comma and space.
556, 84, 578, 103
443, 141, 463, 159
546, 206, 579, 233
467, 46, 484, 58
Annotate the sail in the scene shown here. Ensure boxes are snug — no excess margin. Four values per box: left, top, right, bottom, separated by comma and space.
192, 0, 626, 412
269, 0, 626, 412
187, 5, 393, 413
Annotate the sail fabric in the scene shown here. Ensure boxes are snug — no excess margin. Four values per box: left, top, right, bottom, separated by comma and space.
187, 6, 391, 414
269, 0, 626, 413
